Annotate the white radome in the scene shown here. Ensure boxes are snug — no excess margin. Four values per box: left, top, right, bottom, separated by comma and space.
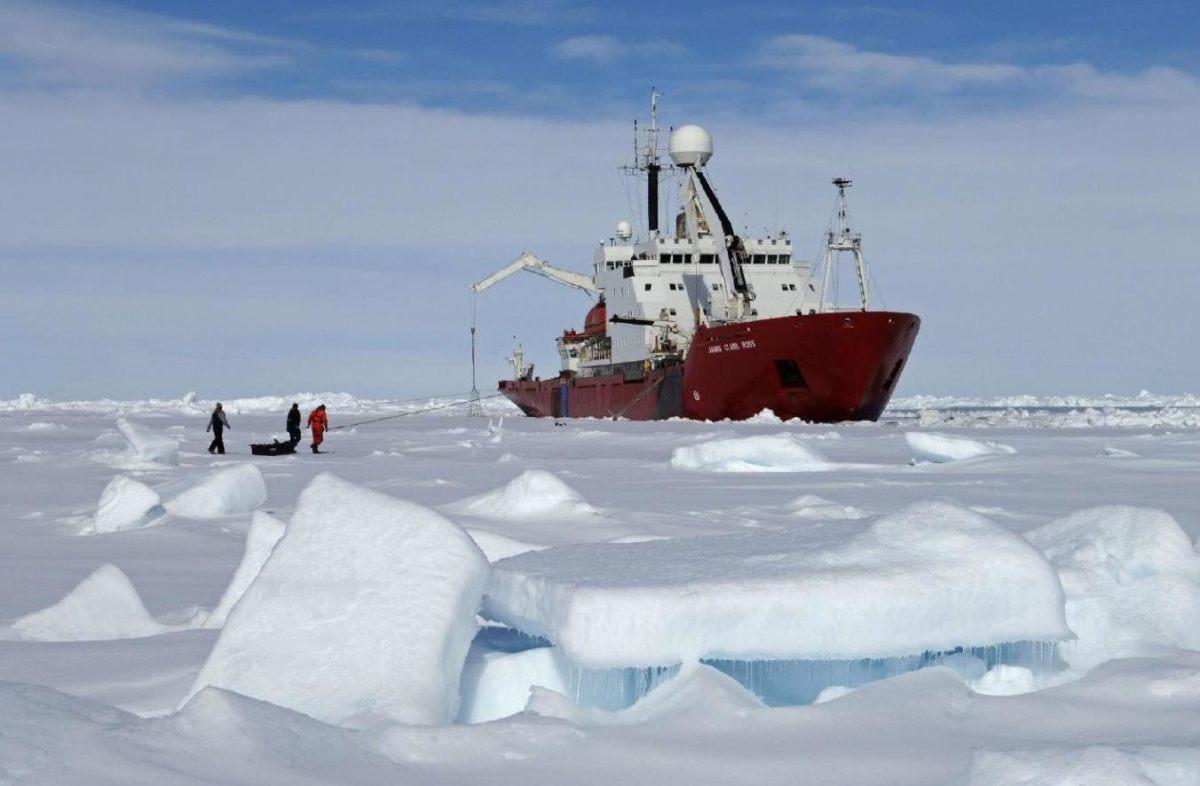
668, 124, 713, 167
615, 220, 632, 240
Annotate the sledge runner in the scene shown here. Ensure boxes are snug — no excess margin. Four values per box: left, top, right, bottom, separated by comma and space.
207, 403, 230, 454
307, 404, 329, 454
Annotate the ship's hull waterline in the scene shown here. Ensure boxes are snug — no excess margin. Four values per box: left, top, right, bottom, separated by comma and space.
500, 311, 920, 422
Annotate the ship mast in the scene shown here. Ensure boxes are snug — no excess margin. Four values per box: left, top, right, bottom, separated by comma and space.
819, 177, 870, 312
625, 89, 664, 236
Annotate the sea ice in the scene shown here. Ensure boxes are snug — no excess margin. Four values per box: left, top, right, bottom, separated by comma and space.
165, 463, 268, 519
459, 645, 570, 723
107, 417, 180, 468
11, 564, 168, 641
466, 528, 547, 561
905, 431, 1016, 463
448, 469, 597, 520
204, 511, 287, 628
786, 494, 868, 520
184, 473, 489, 727
90, 475, 164, 534
670, 434, 831, 472
484, 500, 1070, 668
1026, 506, 1200, 669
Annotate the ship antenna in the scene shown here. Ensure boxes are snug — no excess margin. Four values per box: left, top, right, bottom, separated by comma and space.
645, 87, 662, 235
819, 177, 871, 312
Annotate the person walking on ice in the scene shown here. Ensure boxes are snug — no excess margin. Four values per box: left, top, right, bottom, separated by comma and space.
207, 403, 230, 454
286, 403, 301, 446
307, 404, 329, 454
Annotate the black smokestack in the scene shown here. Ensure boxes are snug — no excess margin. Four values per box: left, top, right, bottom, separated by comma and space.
647, 162, 660, 233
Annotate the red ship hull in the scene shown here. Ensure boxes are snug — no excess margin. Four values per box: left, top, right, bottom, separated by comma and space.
499, 311, 920, 423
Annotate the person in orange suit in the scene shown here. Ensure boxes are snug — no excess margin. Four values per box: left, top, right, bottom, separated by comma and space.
307, 404, 329, 454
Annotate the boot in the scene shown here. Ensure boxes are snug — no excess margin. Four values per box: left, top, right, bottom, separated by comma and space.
311, 445, 319, 454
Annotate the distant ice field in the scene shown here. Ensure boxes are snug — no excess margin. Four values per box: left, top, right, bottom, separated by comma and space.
0, 396, 1198, 784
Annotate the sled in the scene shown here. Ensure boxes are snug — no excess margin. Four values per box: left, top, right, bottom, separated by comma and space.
250, 440, 297, 456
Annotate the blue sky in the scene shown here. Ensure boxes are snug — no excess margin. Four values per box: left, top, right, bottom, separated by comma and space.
0, 0, 1197, 399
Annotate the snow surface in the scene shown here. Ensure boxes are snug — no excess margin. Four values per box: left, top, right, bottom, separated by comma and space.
670, 434, 832, 472
447, 469, 598, 519
203, 510, 287, 628
1026, 506, 1200, 669
906, 431, 1017, 463
91, 474, 164, 533
3, 403, 1200, 783
484, 500, 1070, 667
165, 463, 268, 518
185, 474, 489, 727
10, 564, 169, 641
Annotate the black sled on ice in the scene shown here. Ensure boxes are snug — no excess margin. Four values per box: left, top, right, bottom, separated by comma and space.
250, 439, 297, 456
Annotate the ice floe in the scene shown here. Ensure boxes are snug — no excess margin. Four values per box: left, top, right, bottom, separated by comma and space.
448, 469, 598, 520
484, 500, 1070, 668
89, 475, 165, 534
204, 511, 287, 629
466, 528, 547, 561
459, 644, 569, 723
1026, 505, 1200, 669
185, 474, 489, 727
95, 417, 180, 469
905, 431, 1016, 463
11, 564, 169, 641
165, 463, 267, 519
670, 434, 831, 472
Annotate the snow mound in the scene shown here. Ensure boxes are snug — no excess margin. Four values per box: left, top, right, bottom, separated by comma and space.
1026, 506, 1200, 669
448, 470, 597, 520
204, 511, 287, 628
786, 494, 867, 520
906, 431, 1016, 463
670, 434, 831, 473
1101, 445, 1140, 458
26, 421, 65, 431
484, 500, 1069, 667
91, 475, 165, 534
109, 417, 179, 468
184, 473, 489, 727
11, 564, 168, 641
459, 646, 569, 723
526, 663, 765, 725
165, 463, 267, 519
970, 664, 1040, 696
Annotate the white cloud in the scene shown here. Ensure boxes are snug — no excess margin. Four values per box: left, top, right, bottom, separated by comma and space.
553, 34, 686, 64
0, 0, 292, 88
758, 34, 1200, 103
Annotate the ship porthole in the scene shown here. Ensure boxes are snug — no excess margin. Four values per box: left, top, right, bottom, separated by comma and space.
692, 390, 701, 401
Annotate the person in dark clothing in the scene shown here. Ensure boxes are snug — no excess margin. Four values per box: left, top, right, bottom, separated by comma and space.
286, 403, 302, 446
207, 403, 230, 454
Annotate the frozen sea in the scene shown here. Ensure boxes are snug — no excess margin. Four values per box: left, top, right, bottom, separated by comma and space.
1, 391, 1199, 785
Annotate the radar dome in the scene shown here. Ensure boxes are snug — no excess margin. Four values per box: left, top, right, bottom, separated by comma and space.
669, 125, 713, 167
615, 220, 632, 239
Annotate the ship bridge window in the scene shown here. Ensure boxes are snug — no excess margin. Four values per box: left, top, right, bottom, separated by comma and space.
684, 254, 693, 264
774, 359, 808, 389
699, 254, 715, 264
672, 254, 684, 264
752, 254, 766, 264
767, 255, 778, 264
644, 283, 652, 291
780, 255, 791, 265
659, 254, 670, 264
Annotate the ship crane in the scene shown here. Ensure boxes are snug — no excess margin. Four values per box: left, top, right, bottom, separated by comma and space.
470, 251, 599, 296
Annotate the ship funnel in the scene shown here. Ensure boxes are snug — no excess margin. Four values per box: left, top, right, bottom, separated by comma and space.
669, 125, 713, 168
